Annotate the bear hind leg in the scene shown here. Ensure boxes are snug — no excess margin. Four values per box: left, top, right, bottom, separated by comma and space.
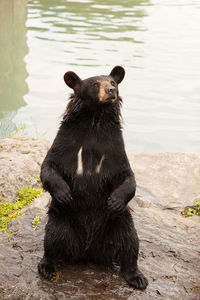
118, 218, 148, 290
38, 212, 85, 279
107, 212, 148, 290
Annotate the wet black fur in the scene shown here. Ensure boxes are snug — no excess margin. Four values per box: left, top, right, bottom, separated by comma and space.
38, 66, 148, 290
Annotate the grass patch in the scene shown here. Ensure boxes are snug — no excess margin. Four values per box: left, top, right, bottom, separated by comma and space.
181, 200, 200, 217
5, 120, 47, 139
6, 122, 28, 138
0, 186, 44, 232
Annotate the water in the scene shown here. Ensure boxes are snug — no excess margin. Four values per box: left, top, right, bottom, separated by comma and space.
0, 0, 200, 153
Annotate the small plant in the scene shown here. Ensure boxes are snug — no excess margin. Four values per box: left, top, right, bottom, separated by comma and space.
37, 176, 44, 189
53, 271, 62, 282
6, 229, 13, 241
181, 200, 200, 217
0, 186, 44, 232
32, 216, 41, 230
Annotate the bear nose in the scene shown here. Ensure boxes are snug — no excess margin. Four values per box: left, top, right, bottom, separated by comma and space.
106, 86, 116, 95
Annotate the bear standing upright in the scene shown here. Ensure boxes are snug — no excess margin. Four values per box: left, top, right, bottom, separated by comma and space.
38, 66, 148, 290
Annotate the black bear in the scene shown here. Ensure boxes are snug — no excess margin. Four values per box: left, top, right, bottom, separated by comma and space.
38, 66, 148, 290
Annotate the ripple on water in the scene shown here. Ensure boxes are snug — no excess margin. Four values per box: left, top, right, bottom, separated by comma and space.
0, 0, 200, 152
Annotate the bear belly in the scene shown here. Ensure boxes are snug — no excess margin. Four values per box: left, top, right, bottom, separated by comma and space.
70, 174, 111, 212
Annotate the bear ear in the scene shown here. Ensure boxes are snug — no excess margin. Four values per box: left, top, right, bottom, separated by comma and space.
63, 71, 82, 90
109, 66, 125, 84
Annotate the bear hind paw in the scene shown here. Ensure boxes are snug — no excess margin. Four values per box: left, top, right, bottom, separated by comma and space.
38, 259, 56, 280
122, 268, 148, 290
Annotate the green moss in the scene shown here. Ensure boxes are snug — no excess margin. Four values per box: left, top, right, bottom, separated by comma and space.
32, 215, 41, 230
181, 200, 200, 217
6, 229, 13, 241
0, 186, 44, 232
37, 176, 44, 189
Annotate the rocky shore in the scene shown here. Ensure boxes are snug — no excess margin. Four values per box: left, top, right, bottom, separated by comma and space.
0, 138, 199, 299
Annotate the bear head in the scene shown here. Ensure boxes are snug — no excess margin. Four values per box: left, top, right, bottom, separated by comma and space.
63, 66, 125, 106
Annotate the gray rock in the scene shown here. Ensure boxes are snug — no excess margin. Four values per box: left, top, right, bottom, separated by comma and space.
0, 139, 200, 299
129, 152, 200, 212
0, 138, 50, 202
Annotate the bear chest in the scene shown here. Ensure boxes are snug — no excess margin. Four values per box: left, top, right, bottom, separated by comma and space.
76, 145, 105, 176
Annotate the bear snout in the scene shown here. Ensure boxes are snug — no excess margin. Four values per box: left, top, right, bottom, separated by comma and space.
105, 85, 117, 101
98, 81, 117, 103
106, 86, 116, 96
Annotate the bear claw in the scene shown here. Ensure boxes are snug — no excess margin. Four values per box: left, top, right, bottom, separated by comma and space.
38, 261, 56, 280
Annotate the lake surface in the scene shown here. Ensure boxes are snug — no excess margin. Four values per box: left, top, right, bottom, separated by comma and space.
0, 0, 200, 153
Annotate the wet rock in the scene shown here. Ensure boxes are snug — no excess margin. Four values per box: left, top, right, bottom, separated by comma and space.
0, 139, 200, 299
134, 195, 151, 208
0, 138, 50, 202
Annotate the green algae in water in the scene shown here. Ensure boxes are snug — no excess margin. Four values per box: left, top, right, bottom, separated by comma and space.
181, 200, 200, 217
0, 186, 44, 232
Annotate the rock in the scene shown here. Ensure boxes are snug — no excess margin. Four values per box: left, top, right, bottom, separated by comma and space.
0, 138, 50, 203
0, 139, 200, 299
129, 152, 200, 212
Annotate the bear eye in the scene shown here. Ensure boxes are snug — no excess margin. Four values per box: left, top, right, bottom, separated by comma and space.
111, 81, 116, 86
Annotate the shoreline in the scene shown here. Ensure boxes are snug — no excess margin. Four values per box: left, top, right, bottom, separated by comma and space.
0, 137, 200, 299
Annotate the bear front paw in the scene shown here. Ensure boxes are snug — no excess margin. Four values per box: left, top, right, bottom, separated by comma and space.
53, 188, 72, 205
107, 195, 126, 214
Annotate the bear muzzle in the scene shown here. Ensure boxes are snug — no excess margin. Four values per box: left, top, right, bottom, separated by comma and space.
98, 81, 117, 103
106, 86, 116, 94
106, 86, 117, 99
